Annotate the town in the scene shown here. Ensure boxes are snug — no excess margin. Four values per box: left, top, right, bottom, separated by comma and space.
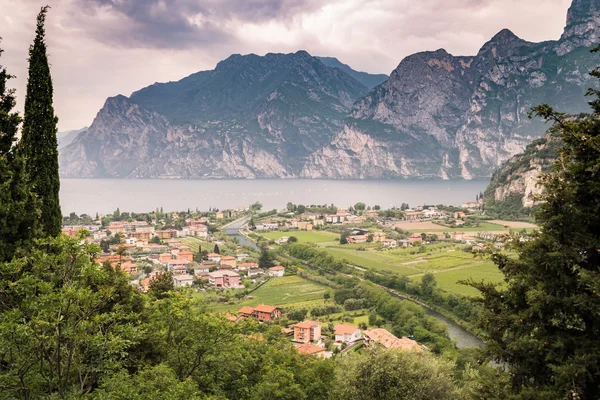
60, 197, 536, 357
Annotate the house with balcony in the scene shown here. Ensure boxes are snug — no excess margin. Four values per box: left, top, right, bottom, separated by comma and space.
292, 320, 321, 344
208, 270, 242, 288
334, 324, 362, 344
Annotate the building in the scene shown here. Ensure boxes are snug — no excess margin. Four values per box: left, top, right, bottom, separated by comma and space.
207, 253, 222, 263
297, 221, 313, 231
450, 231, 465, 241
159, 253, 173, 264
408, 233, 423, 244
155, 229, 177, 239
119, 261, 138, 275
216, 212, 224, 219
334, 324, 362, 344
173, 274, 194, 288
295, 343, 326, 357
220, 255, 237, 269
238, 262, 258, 271
293, 320, 321, 344
462, 201, 480, 210
166, 258, 190, 271
372, 232, 386, 242
363, 328, 423, 352
236, 253, 250, 261
178, 251, 194, 262
237, 305, 282, 321
398, 239, 411, 247
248, 268, 264, 278
188, 225, 208, 238
194, 266, 210, 274
453, 211, 466, 220
208, 270, 242, 288
268, 266, 285, 277
405, 211, 424, 220
346, 235, 368, 244
252, 304, 282, 321
425, 232, 447, 241
382, 239, 398, 248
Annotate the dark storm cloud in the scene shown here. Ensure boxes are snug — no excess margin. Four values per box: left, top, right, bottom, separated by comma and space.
79, 0, 322, 49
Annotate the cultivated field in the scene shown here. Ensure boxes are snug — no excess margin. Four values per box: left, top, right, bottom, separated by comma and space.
178, 237, 208, 252
209, 275, 331, 313
320, 242, 504, 296
260, 230, 340, 243
489, 220, 539, 229
393, 220, 508, 232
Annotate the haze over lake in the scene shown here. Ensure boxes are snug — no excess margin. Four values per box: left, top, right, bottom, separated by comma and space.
60, 179, 488, 215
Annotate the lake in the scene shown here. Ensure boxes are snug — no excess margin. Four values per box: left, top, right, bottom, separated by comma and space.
59, 179, 489, 215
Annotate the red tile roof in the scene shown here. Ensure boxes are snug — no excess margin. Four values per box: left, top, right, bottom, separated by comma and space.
238, 306, 255, 315
334, 324, 359, 335
253, 304, 279, 313
295, 343, 325, 355
293, 320, 321, 329
269, 266, 285, 271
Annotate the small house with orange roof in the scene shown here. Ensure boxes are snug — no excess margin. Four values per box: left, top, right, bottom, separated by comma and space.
295, 343, 326, 357
334, 324, 361, 344
268, 266, 285, 277
292, 320, 321, 344
220, 255, 237, 269
178, 251, 194, 262
363, 328, 423, 352
253, 304, 282, 321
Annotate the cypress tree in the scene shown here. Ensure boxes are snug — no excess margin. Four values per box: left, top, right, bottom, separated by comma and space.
19, 6, 61, 237
0, 40, 40, 262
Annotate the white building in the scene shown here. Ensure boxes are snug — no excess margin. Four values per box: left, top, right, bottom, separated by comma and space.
173, 274, 194, 288
334, 324, 362, 344
268, 266, 285, 277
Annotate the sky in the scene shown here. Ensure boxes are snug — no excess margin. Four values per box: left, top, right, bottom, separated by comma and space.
0, 0, 572, 131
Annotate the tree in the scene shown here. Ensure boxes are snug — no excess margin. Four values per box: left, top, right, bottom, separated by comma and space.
149, 271, 175, 299
213, 244, 220, 254
0, 40, 40, 262
354, 202, 366, 211
296, 204, 306, 214
150, 235, 162, 244
250, 201, 263, 212
287, 236, 298, 243
18, 6, 61, 237
258, 248, 273, 269
420, 273, 437, 297
469, 49, 600, 399
330, 350, 459, 400
323, 292, 330, 302
340, 231, 350, 245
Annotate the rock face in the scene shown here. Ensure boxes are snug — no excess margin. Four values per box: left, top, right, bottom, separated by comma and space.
483, 130, 562, 218
61, 0, 600, 179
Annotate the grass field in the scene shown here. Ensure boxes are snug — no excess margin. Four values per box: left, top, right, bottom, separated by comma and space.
260, 230, 340, 243
208, 275, 331, 313
178, 237, 208, 252
428, 262, 504, 296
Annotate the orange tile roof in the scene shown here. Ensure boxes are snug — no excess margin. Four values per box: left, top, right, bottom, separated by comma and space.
269, 266, 285, 271
293, 320, 321, 329
207, 253, 220, 257
364, 328, 423, 352
253, 304, 278, 313
238, 306, 255, 314
334, 324, 359, 335
221, 256, 236, 260
295, 343, 325, 355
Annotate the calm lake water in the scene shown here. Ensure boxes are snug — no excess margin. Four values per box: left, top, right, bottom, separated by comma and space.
60, 179, 489, 215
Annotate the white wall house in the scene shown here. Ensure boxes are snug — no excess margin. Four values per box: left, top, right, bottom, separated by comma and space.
334, 324, 362, 344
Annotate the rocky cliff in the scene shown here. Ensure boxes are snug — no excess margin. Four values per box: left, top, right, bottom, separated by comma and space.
483, 129, 562, 218
60, 0, 600, 179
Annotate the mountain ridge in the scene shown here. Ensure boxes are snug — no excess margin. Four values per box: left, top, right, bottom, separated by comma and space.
60, 0, 600, 180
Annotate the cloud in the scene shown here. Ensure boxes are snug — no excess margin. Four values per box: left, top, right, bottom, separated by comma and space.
0, 0, 573, 131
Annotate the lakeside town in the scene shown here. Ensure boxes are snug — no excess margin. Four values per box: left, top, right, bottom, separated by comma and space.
60, 197, 537, 357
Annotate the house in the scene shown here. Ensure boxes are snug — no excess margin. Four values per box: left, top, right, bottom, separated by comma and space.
297, 221, 313, 231
238, 262, 258, 271
346, 235, 368, 244
382, 239, 398, 248
268, 266, 285, 277
405, 211, 424, 220
295, 343, 326, 357
453, 211, 466, 220
248, 268, 264, 278
220, 256, 237, 269
125, 237, 137, 245
398, 239, 411, 247
275, 236, 290, 245
93, 231, 107, 240
218, 264, 233, 271
166, 258, 190, 271
257, 222, 279, 231
325, 215, 342, 224
194, 266, 210, 274
159, 253, 173, 264
173, 274, 194, 288
450, 231, 465, 241
119, 261, 138, 275
462, 201, 480, 210
171, 265, 188, 275
156, 229, 177, 239
408, 233, 423, 245
293, 320, 321, 344
206, 253, 222, 263
208, 270, 242, 288
236, 253, 250, 261
334, 324, 362, 344
178, 251, 194, 262
372, 232, 386, 242
200, 261, 217, 269
363, 328, 423, 352
188, 225, 208, 238
215, 211, 224, 219
130, 231, 152, 241
238, 306, 255, 319
426, 232, 447, 241
252, 304, 282, 321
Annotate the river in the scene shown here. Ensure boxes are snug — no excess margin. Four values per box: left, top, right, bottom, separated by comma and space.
60, 178, 488, 215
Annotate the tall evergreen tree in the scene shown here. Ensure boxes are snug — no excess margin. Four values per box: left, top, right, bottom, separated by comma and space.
469, 48, 600, 399
0, 40, 40, 262
19, 6, 61, 237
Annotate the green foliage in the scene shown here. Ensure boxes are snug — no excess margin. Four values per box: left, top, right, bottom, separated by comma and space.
18, 6, 61, 237
470, 52, 600, 398
0, 42, 40, 263
149, 271, 175, 299
329, 350, 461, 400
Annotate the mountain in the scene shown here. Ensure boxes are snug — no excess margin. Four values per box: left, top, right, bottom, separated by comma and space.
483, 129, 562, 219
60, 51, 370, 178
60, 0, 600, 180
58, 127, 87, 150
316, 57, 388, 89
